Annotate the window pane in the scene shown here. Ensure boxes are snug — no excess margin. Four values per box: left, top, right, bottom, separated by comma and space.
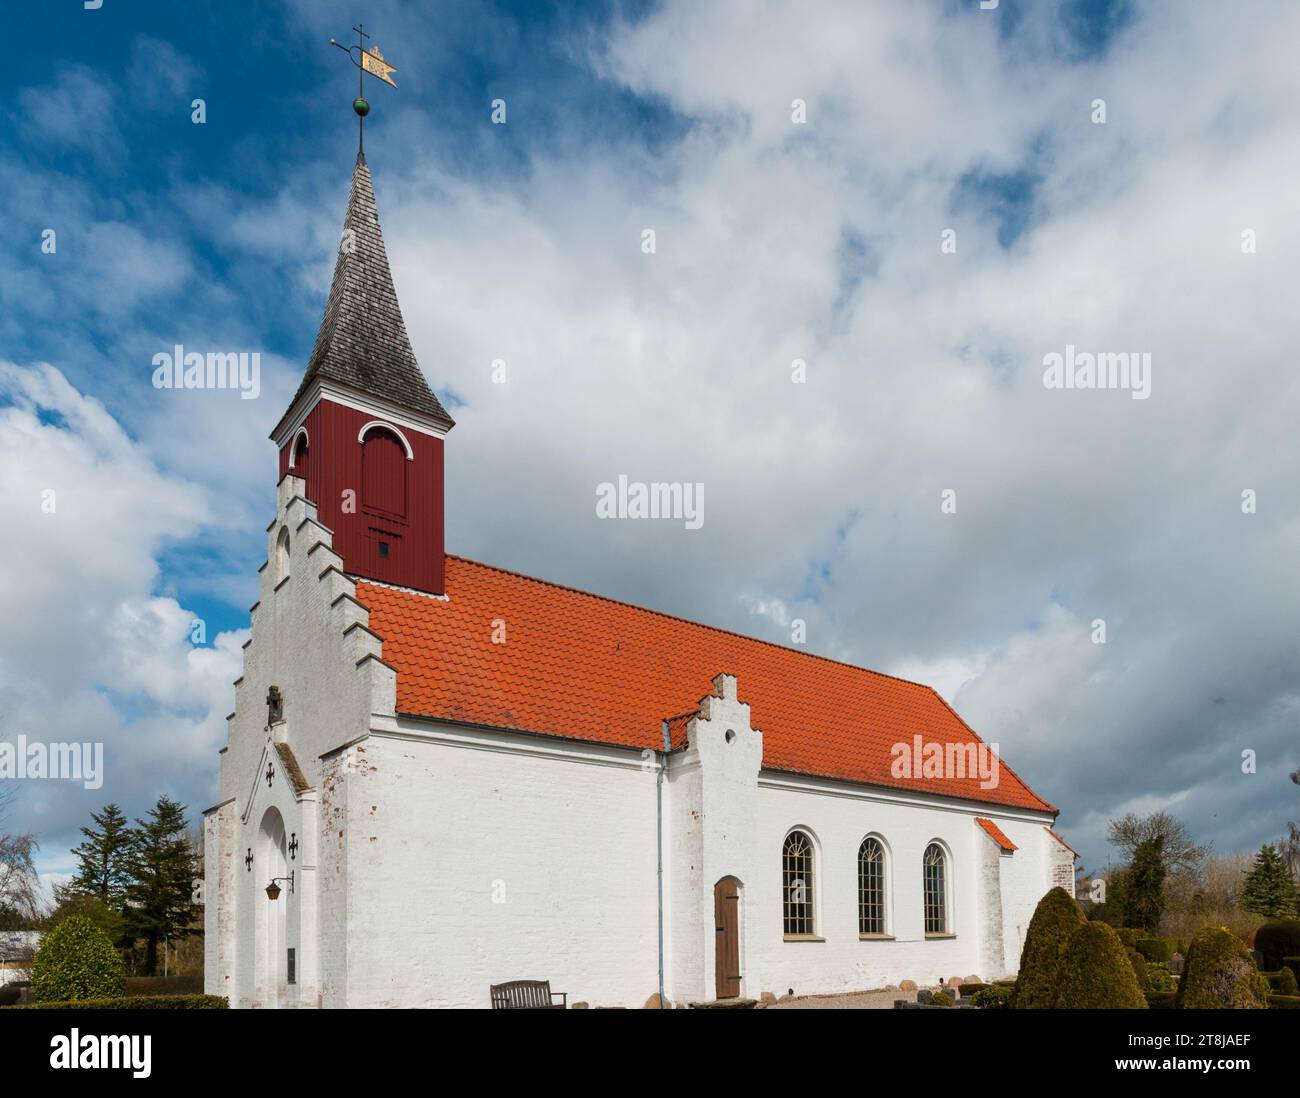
924, 843, 947, 934
783, 831, 815, 935
858, 838, 884, 935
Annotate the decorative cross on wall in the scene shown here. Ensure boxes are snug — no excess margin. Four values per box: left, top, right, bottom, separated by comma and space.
288, 833, 298, 861
245, 848, 253, 872
265, 762, 275, 787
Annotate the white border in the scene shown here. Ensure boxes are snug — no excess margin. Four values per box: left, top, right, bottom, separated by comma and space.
357, 420, 415, 460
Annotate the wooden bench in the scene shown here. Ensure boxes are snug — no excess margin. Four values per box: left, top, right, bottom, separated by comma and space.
490, 979, 567, 1009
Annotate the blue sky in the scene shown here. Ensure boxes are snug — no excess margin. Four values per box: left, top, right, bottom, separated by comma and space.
4, 0, 1300, 890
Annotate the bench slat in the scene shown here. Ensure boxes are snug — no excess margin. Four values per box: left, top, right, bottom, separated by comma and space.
490, 979, 565, 1009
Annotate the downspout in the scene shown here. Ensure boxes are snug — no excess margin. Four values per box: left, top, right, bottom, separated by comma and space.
657, 719, 670, 1009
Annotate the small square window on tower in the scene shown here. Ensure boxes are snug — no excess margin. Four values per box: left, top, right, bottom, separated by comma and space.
368, 527, 401, 570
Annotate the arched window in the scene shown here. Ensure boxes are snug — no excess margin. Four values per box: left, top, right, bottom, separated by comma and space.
858, 837, 886, 935
923, 842, 949, 934
290, 429, 310, 498
360, 425, 408, 518
782, 830, 815, 936
275, 526, 290, 583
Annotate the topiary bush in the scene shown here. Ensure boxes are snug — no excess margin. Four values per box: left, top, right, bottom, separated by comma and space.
1054, 921, 1148, 1009
1112, 927, 1144, 948
1177, 927, 1269, 1009
1274, 966, 1299, 996
1013, 887, 1087, 1008
1126, 948, 1149, 987
1269, 994, 1300, 1009
930, 991, 953, 1007
31, 916, 124, 1004
1135, 938, 1176, 964
1255, 921, 1300, 971
971, 985, 1012, 1009
1146, 964, 1178, 995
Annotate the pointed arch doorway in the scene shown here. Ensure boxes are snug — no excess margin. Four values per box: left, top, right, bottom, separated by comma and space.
714, 876, 742, 999
255, 807, 289, 1007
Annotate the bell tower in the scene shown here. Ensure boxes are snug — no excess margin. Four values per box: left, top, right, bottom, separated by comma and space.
270, 152, 454, 595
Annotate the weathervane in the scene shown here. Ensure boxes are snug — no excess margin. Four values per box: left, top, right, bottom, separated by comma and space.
329, 23, 398, 154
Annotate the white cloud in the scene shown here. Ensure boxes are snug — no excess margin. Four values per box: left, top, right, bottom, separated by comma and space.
19, 65, 120, 167
9, 3, 1300, 872
0, 363, 242, 875
371, 2, 1300, 862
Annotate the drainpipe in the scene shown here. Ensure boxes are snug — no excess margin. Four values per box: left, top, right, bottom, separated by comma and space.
657, 719, 670, 1009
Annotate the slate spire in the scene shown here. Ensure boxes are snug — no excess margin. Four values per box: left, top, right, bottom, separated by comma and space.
274, 152, 453, 438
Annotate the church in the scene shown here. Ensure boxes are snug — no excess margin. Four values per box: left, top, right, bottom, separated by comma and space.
202, 150, 1076, 1010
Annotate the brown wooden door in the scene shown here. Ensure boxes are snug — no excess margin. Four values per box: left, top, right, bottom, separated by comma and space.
714, 877, 741, 999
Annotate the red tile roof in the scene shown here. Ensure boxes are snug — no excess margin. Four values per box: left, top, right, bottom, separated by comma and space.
354, 556, 1055, 812
975, 816, 1018, 851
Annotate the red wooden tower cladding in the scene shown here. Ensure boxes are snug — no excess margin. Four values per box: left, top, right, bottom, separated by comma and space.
270, 152, 454, 595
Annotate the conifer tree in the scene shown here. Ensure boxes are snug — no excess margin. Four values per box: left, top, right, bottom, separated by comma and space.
122, 796, 201, 976
70, 803, 134, 906
1241, 842, 1298, 919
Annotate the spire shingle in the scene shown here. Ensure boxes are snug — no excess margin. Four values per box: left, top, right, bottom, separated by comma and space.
274, 153, 453, 437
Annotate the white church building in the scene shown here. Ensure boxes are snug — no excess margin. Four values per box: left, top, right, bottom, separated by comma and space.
203, 152, 1075, 1009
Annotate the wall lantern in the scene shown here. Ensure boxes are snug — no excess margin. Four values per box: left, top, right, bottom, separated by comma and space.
265, 871, 295, 901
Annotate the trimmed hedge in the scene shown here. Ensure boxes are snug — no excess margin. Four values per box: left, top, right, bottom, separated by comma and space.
1146, 991, 1178, 1010
1262, 969, 1300, 994
1269, 994, 1300, 1010
1255, 921, 1300, 971
1177, 927, 1269, 1009
1112, 927, 1145, 948
5, 994, 227, 1010
971, 985, 1012, 1009
1135, 938, 1176, 964
32, 916, 125, 1003
1055, 922, 1148, 1009
124, 974, 204, 997
1013, 887, 1087, 1008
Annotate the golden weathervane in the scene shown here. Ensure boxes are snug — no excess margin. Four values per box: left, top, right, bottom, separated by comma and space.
329, 23, 398, 152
